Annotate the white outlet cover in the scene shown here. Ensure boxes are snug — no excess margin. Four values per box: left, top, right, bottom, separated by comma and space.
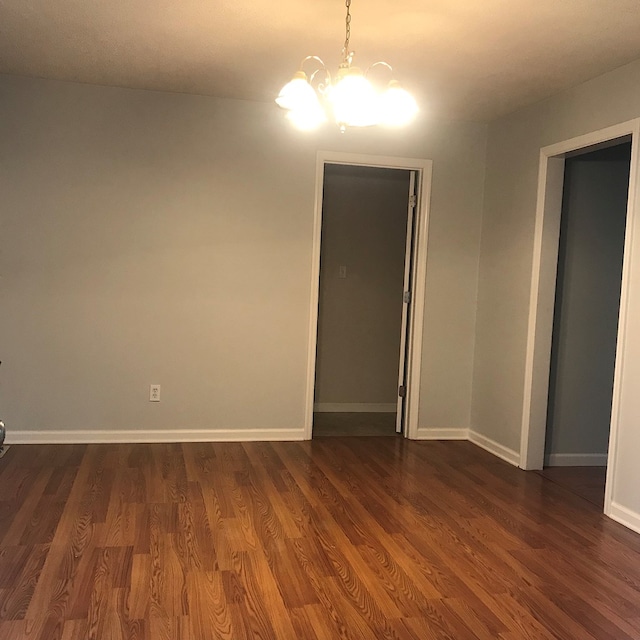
150, 384, 161, 402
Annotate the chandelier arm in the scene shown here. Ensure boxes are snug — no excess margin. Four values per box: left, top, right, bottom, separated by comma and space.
310, 67, 332, 95
366, 61, 394, 76
299, 55, 327, 72
299, 56, 331, 93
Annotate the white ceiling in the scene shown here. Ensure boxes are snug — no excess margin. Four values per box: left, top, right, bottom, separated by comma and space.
2, 0, 640, 121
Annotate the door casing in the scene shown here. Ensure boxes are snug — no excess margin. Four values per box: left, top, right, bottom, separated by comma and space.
304, 151, 433, 440
521, 120, 640, 522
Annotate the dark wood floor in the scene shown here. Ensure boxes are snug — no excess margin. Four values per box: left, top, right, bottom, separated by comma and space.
1, 440, 639, 639
537, 466, 607, 508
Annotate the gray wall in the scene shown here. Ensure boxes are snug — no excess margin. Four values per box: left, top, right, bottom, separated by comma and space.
545, 145, 630, 460
473, 56, 640, 522
0, 73, 487, 437
314, 165, 409, 408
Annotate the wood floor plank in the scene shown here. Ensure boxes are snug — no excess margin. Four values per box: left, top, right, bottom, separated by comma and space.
0, 546, 32, 589
511, 546, 640, 628
147, 615, 190, 640
241, 443, 304, 539
24, 445, 105, 622
127, 553, 151, 621
0, 544, 49, 621
0, 440, 639, 639
0, 619, 29, 640
243, 550, 299, 640
2, 469, 54, 546
441, 596, 510, 639
59, 618, 88, 640
185, 570, 232, 640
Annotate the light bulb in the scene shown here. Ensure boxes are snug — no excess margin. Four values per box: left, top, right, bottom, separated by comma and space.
379, 80, 418, 126
276, 71, 318, 111
329, 68, 379, 128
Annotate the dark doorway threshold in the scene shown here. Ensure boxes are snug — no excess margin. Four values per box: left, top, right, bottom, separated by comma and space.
313, 412, 399, 437
536, 466, 607, 508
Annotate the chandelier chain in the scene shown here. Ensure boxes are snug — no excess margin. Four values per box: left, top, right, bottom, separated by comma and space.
343, 0, 351, 59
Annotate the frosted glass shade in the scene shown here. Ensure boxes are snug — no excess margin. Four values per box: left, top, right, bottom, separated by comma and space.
276, 72, 319, 111
329, 68, 379, 128
379, 81, 418, 126
276, 67, 417, 131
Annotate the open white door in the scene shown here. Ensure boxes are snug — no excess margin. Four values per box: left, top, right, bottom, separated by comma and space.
396, 171, 418, 433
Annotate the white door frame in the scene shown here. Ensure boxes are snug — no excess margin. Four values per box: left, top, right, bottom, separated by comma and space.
520, 119, 640, 517
304, 151, 433, 440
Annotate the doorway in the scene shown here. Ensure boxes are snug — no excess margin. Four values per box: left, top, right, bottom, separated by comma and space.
313, 164, 413, 436
521, 121, 639, 522
304, 152, 432, 440
539, 142, 631, 507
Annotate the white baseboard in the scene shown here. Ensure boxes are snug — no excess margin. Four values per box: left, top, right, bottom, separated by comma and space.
545, 453, 608, 467
607, 501, 640, 535
5, 428, 306, 445
413, 428, 469, 440
313, 403, 396, 413
468, 430, 520, 467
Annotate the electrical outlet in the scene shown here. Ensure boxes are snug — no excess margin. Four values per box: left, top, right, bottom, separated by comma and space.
150, 384, 161, 402
339, 265, 347, 279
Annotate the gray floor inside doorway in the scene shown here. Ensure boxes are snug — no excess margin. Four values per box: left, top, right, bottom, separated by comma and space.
312, 412, 399, 437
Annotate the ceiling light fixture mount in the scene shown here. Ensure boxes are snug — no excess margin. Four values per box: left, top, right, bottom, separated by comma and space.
276, 0, 418, 132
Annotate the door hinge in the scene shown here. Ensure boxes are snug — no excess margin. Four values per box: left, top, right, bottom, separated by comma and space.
403, 291, 412, 304
409, 194, 417, 207
398, 385, 406, 398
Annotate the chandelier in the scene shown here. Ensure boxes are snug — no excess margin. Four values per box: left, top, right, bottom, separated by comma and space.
276, 0, 418, 132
